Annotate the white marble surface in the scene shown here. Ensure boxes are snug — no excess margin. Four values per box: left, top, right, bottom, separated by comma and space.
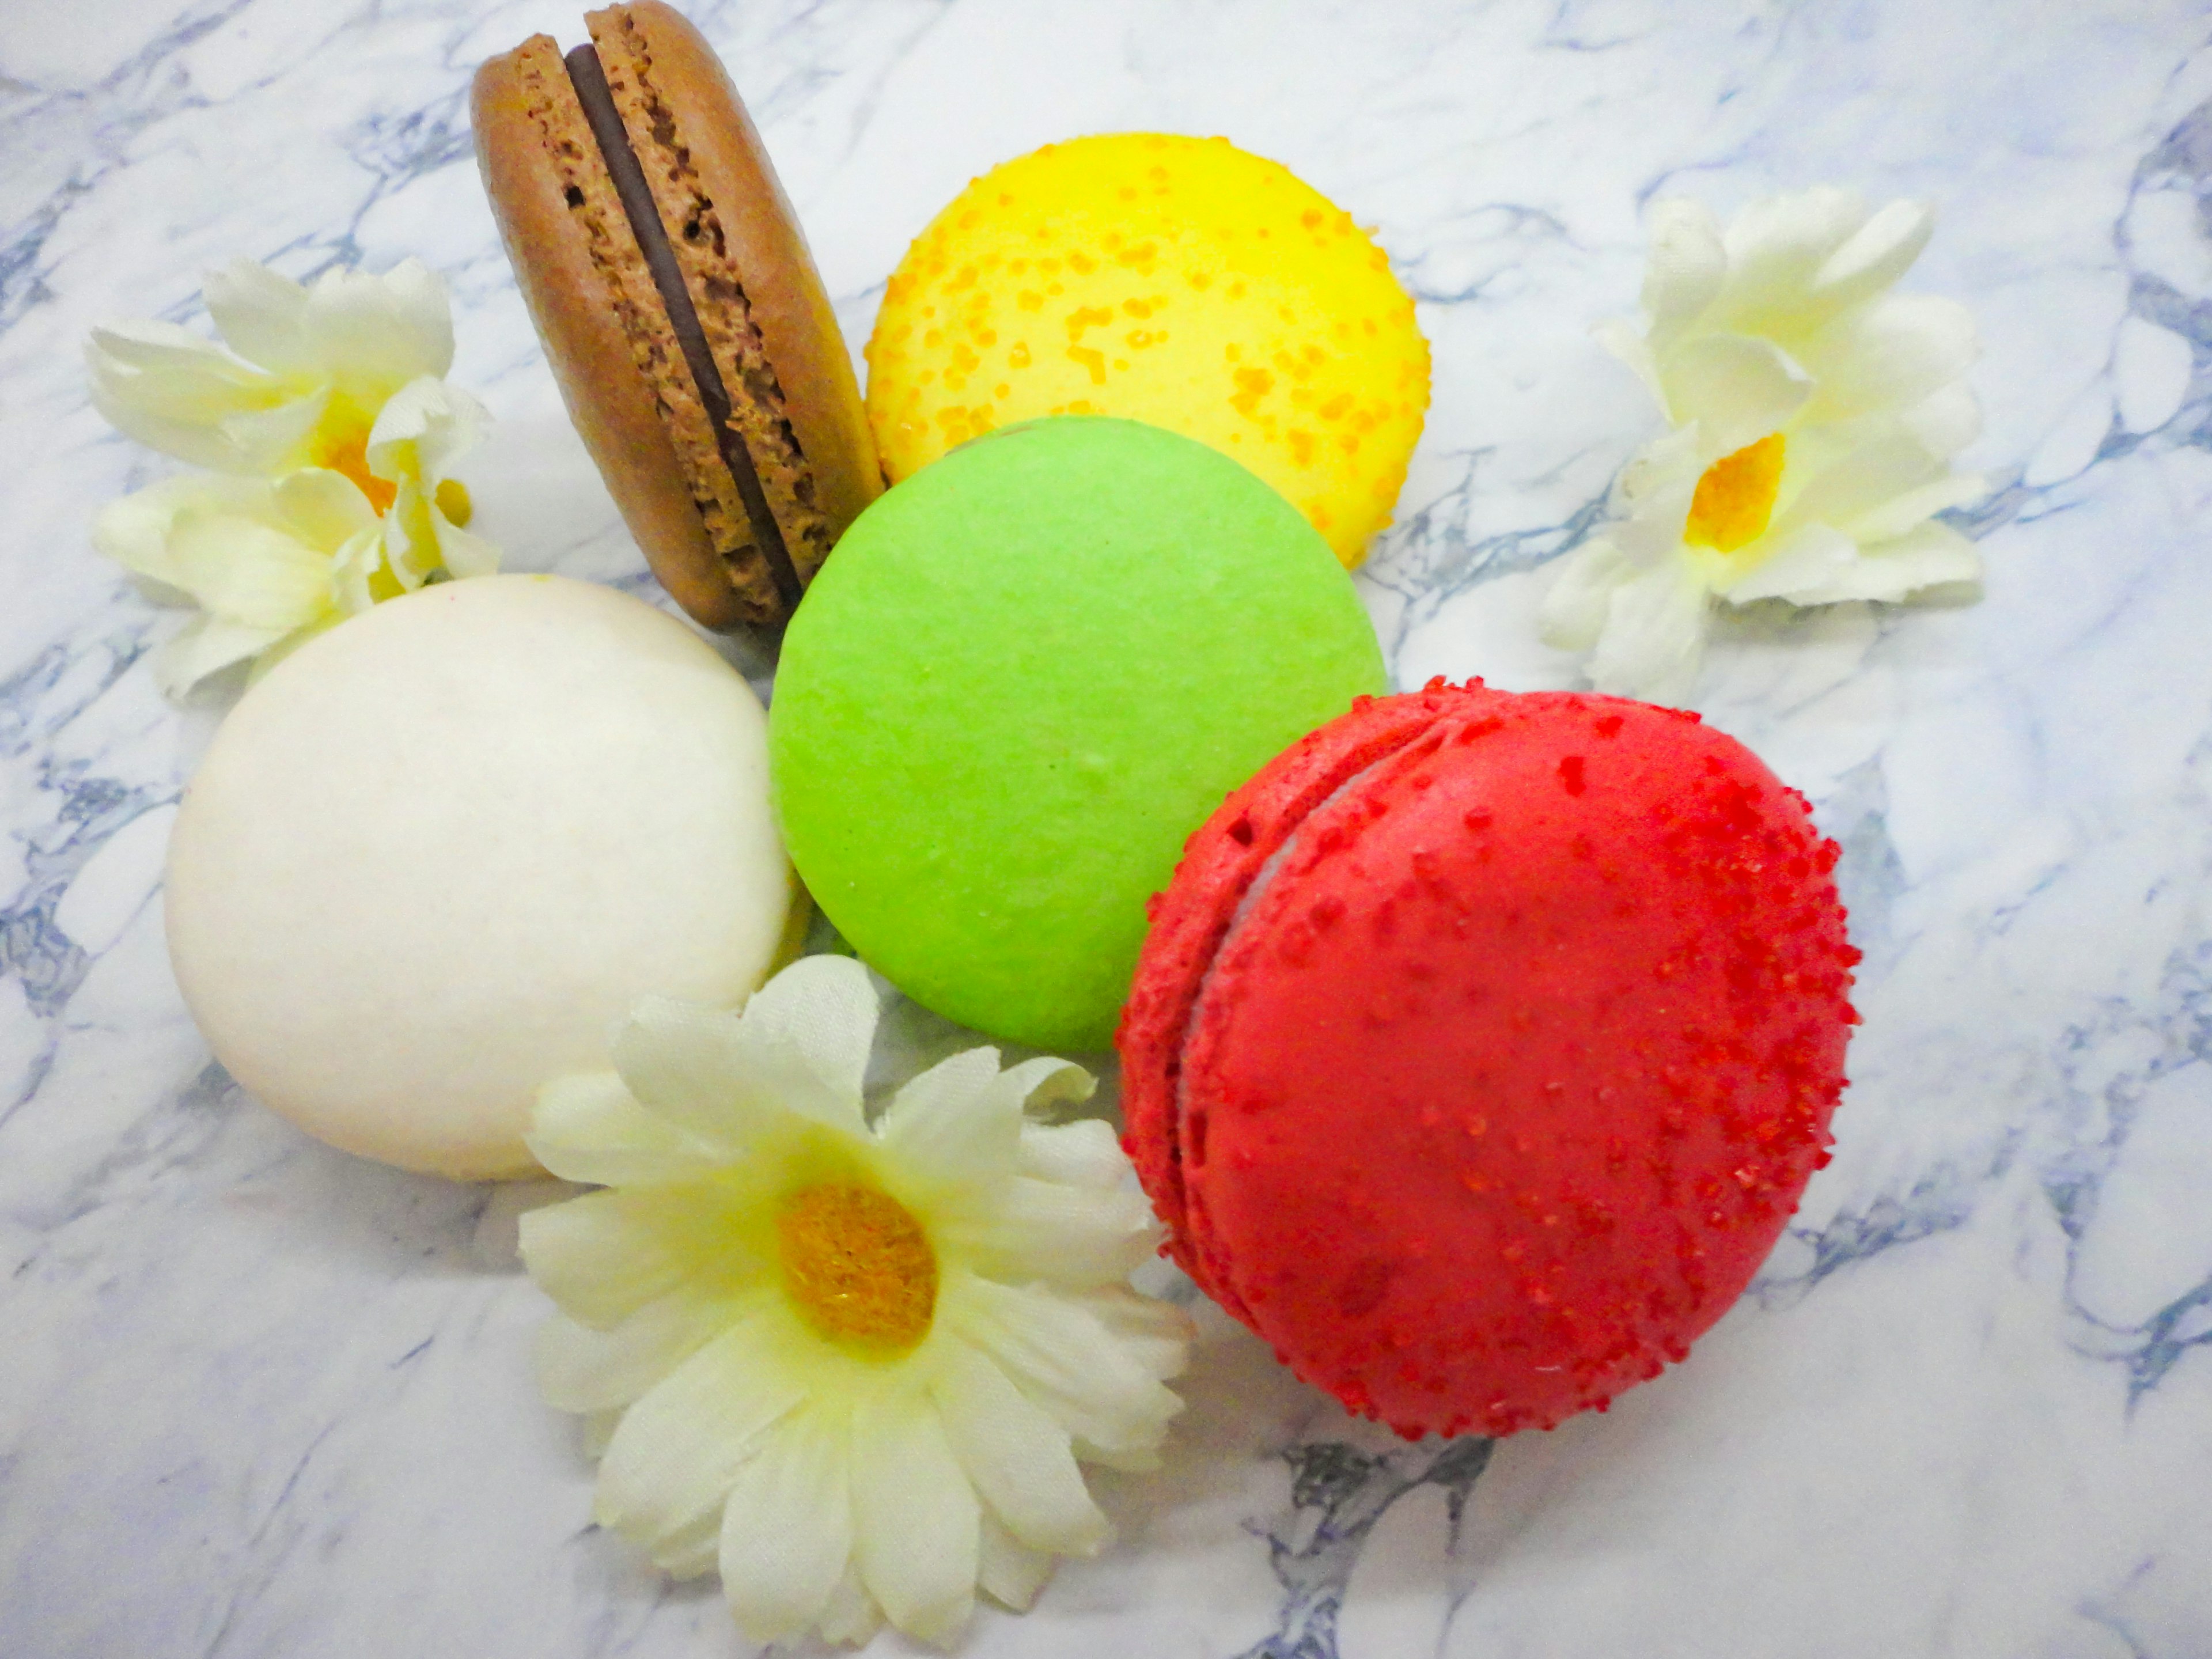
6, 1, 2212, 1654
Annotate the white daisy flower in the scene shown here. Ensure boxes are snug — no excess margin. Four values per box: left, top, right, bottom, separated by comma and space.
86, 257, 499, 695
1543, 187, 1986, 703
518, 955, 1192, 1649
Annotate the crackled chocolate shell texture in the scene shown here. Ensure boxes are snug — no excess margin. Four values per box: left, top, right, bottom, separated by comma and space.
164, 575, 796, 1180
473, 2, 879, 630
1119, 681, 1860, 1438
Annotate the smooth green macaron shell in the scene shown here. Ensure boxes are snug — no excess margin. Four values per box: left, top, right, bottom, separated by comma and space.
770, 415, 1388, 1050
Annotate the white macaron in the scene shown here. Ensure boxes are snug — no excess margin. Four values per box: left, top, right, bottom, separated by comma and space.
165, 573, 796, 1179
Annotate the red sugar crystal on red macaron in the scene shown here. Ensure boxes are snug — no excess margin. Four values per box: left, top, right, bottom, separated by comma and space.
1118, 680, 1858, 1438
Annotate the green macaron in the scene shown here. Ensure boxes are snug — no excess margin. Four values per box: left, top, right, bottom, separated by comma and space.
768, 416, 1388, 1050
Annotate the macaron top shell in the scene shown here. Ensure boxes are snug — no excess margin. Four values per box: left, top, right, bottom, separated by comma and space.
770, 416, 1387, 1051
865, 133, 1430, 567
1121, 682, 1858, 1438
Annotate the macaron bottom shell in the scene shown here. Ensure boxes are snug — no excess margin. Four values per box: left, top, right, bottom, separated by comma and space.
1121, 681, 1859, 1438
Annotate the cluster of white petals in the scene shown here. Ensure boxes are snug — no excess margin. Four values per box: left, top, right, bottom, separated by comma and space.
520, 955, 1191, 1649
1543, 188, 1985, 703
88, 257, 496, 694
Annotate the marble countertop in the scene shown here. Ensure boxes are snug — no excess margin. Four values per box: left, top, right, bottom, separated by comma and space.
8, 1, 2212, 1654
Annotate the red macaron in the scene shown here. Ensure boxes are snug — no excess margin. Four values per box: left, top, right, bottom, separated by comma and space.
1119, 680, 1858, 1438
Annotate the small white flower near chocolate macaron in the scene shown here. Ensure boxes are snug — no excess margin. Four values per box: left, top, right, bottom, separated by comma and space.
86, 256, 498, 694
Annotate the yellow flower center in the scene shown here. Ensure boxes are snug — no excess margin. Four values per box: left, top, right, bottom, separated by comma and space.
317, 425, 398, 516
1684, 432, 1786, 555
776, 1183, 938, 1354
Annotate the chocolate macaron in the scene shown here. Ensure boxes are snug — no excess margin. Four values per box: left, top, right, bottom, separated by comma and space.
473, 2, 880, 630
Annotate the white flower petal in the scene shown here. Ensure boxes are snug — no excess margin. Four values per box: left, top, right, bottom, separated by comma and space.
1593, 316, 1665, 407
1846, 471, 1986, 544
1771, 433, 1943, 536
212, 388, 334, 475
1782, 520, 1982, 604
202, 256, 313, 374
331, 530, 386, 616
1899, 381, 1983, 458
1586, 559, 1710, 705
1616, 421, 1706, 503
1641, 197, 1726, 331
978, 1513, 1055, 1613
596, 1309, 805, 1550
995, 1056, 1095, 1119
380, 479, 438, 592
945, 1274, 1184, 1463
537, 1297, 732, 1412
166, 507, 334, 631
86, 318, 264, 385
1016, 1118, 1127, 1190
716, 1407, 854, 1645
732, 954, 877, 1137
1718, 185, 1868, 319
1062, 1286, 1194, 1385
430, 504, 502, 579
87, 325, 283, 469
610, 998, 768, 1154
931, 1339, 1110, 1558
366, 374, 490, 482
950, 1177, 1160, 1287
528, 1069, 725, 1187
380, 474, 498, 588
580, 1408, 624, 1464
1807, 198, 1935, 314
851, 1385, 980, 1645
1611, 474, 1698, 567
303, 257, 454, 388
1716, 522, 1860, 604
271, 465, 381, 547
654, 1509, 724, 1580
1801, 292, 1979, 421
93, 474, 265, 589
878, 1047, 1017, 1194
1539, 536, 1633, 652
816, 1568, 884, 1647
520, 1185, 765, 1328
1656, 333, 1811, 453
149, 616, 287, 697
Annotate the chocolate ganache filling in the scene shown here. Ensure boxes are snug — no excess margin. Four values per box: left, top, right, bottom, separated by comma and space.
564, 44, 802, 614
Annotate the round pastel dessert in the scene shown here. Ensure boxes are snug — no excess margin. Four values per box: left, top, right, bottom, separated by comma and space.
770, 415, 1387, 1051
1119, 680, 1859, 1438
165, 574, 797, 1179
865, 132, 1430, 567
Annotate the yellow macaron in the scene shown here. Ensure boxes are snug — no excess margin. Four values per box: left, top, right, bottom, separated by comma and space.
865, 133, 1430, 566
